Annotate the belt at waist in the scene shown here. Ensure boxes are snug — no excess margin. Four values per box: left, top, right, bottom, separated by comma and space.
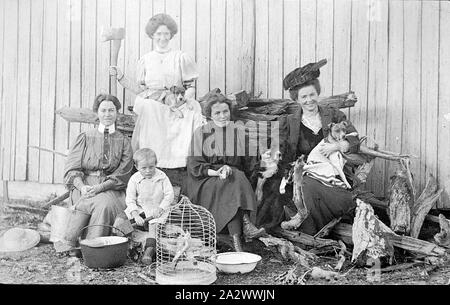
85, 170, 104, 177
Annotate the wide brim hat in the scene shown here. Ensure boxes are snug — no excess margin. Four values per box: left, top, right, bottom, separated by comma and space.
283, 59, 327, 91
0, 227, 40, 252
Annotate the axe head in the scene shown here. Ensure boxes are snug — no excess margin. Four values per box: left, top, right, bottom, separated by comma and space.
101, 27, 125, 42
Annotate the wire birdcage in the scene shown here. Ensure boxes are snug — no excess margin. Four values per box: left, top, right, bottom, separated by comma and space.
155, 195, 217, 285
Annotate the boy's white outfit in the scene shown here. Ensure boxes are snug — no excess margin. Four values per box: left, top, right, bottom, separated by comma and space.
125, 169, 174, 239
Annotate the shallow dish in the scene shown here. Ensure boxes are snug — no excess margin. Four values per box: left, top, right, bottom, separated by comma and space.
214, 252, 262, 274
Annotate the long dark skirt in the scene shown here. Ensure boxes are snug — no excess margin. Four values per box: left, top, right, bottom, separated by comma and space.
298, 176, 355, 235
185, 169, 257, 233
256, 174, 355, 235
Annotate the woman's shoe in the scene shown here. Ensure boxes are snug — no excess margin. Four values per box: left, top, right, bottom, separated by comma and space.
230, 234, 244, 252
242, 214, 266, 241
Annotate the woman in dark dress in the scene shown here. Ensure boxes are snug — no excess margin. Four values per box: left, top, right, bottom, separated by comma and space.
256, 60, 361, 235
185, 93, 266, 251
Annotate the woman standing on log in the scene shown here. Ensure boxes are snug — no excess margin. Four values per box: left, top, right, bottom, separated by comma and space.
64, 94, 134, 239
256, 60, 363, 235
109, 14, 204, 186
185, 93, 266, 252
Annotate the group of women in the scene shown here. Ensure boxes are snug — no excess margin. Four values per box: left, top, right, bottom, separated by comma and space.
63, 13, 362, 252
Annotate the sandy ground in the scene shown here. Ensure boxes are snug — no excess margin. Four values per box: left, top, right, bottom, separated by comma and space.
1, 199, 450, 285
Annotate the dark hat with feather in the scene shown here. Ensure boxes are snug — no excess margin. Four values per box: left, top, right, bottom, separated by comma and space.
283, 59, 327, 91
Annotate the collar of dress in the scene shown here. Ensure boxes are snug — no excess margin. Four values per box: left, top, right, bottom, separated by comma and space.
98, 123, 116, 134
135, 169, 165, 184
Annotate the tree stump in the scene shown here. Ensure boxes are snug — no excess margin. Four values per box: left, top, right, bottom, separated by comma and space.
351, 199, 395, 264
434, 214, 450, 248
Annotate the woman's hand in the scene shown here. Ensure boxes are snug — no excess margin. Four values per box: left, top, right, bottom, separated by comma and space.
109, 66, 124, 80
218, 165, 232, 180
319, 142, 341, 157
80, 185, 92, 197
81, 184, 102, 199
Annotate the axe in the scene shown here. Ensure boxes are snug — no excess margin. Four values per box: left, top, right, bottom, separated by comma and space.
101, 27, 125, 97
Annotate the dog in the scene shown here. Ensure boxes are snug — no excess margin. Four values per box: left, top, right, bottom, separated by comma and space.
255, 149, 282, 203
162, 85, 194, 118
304, 121, 353, 189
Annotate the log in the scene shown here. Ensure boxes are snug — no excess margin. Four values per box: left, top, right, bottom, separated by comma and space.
56, 107, 136, 134
351, 199, 395, 263
6, 203, 48, 215
272, 227, 341, 249
56, 91, 357, 131
355, 191, 441, 225
386, 158, 442, 237
388, 160, 414, 235
258, 235, 318, 268
434, 214, 450, 248
410, 175, 443, 238
41, 191, 70, 209
332, 222, 447, 257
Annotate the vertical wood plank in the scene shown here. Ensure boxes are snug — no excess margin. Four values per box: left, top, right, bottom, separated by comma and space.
28, 0, 44, 182
384, 0, 404, 191
152, 0, 166, 51
254, 0, 268, 98
180, 0, 196, 62
349, 0, 369, 137
196, 0, 210, 97
81, 0, 97, 126
209, 0, 226, 91
15, 0, 31, 181
69, 0, 82, 147
124, 0, 140, 113
300, 0, 316, 64
54, 0, 72, 184
166, 0, 181, 51
315, 0, 333, 97
96, 0, 111, 95
366, 0, 388, 196
39, 0, 58, 183
139, 0, 153, 57
420, 1, 439, 194
332, 0, 351, 96
438, 1, 450, 208
226, 0, 243, 94
241, 0, 255, 95
402, 0, 422, 194
1, 0, 18, 181
111, 0, 126, 109
268, 0, 283, 99
0, 0, 4, 179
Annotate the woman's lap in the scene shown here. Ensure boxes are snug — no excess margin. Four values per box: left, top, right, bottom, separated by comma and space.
256, 174, 355, 235
187, 169, 257, 232
298, 176, 355, 235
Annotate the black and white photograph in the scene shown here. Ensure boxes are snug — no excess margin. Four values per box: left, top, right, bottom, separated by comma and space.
0, 0, 450, 293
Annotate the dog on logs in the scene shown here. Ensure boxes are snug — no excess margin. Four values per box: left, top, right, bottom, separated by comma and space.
303, 121, 354, 190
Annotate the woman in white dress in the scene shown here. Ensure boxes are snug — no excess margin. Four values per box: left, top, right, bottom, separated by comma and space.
110, 14, 204, 185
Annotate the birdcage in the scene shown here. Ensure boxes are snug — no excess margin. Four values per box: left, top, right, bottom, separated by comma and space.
155, 195, 217, 285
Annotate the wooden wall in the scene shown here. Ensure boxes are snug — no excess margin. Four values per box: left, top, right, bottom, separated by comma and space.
0, 0, 449, 208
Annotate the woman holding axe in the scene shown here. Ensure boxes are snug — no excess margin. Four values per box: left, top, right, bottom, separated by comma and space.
109, 14, 204, 187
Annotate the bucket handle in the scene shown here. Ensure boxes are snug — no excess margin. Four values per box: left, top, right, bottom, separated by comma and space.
78, 224, 128, 242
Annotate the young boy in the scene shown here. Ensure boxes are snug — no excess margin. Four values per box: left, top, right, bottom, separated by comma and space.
125, 148, 174, 264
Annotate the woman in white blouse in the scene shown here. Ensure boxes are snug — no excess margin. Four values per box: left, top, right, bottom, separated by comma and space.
110, 14, 204, 183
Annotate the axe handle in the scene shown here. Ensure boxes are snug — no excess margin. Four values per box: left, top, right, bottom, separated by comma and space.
110, 39, 122, 97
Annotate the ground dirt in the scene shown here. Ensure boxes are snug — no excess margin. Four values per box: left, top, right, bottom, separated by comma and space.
1, 198, 450, 285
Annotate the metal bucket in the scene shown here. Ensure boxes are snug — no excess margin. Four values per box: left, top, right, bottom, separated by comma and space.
49, 205, 91, 247
79, 224, 129, 269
